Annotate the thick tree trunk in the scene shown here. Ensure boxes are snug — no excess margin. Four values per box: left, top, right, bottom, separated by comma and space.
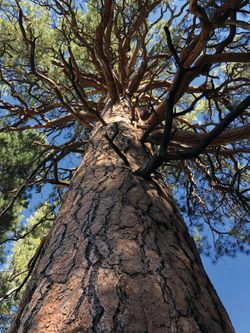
11, 99, 234, 333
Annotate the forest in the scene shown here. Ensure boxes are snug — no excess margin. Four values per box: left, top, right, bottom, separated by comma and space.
0, 0, 249, 332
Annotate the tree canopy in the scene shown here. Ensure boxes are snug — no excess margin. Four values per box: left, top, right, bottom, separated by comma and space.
0, 0, 249, 331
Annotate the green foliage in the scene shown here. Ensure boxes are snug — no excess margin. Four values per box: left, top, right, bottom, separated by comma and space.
0, 130, 44, 254
0, 203, 54, 332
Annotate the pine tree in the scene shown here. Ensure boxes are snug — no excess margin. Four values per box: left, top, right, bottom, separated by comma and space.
0, 1, 249, 332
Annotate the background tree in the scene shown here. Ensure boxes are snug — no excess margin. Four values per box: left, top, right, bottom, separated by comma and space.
0, 0, 249, 332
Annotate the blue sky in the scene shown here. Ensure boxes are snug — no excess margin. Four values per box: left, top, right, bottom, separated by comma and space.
202, 254, 250, 333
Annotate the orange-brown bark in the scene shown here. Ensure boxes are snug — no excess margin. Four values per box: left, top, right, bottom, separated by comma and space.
150, 125, 250, 147
11, 100, 234, 333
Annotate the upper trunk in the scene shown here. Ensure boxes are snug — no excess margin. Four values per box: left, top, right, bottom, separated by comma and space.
11, 99, 234, 333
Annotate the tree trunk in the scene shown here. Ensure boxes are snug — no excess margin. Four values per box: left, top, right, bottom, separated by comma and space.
11, 99, 234, 333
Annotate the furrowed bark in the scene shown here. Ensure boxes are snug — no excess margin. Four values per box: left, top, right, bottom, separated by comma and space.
11, 99, 234, 333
